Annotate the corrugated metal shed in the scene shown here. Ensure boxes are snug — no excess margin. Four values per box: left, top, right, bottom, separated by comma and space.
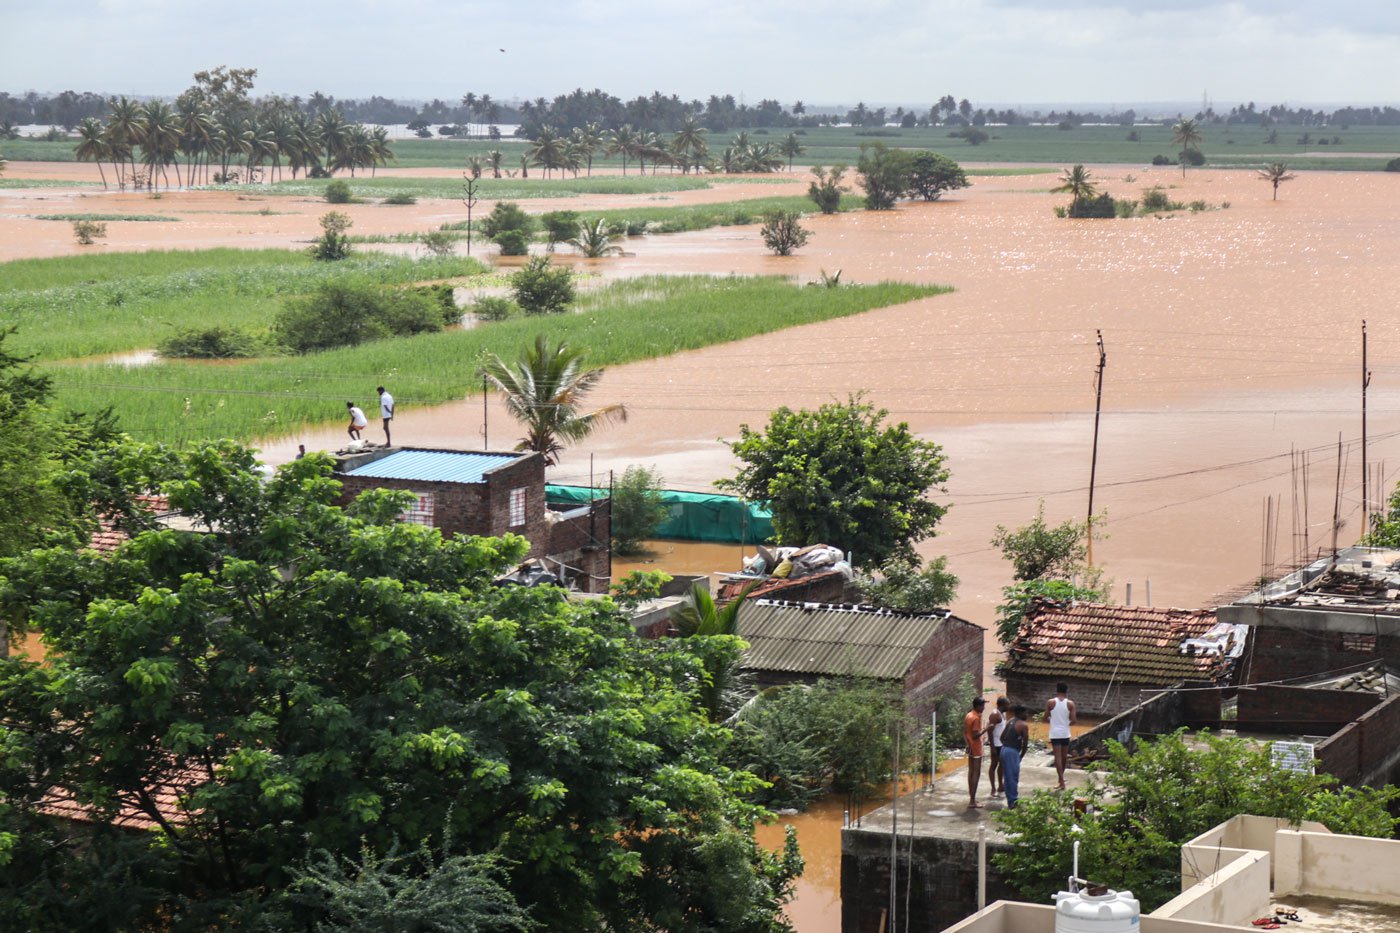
341, 449, 521, 484
1005, 602, 1225, 684
736, 600, 950, 680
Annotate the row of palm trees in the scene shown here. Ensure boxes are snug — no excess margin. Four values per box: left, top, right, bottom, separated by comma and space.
73, 97, 394, 191
521, 119, 805, 178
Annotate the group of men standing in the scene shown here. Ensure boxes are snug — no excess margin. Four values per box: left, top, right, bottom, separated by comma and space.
346, 386, 395, 446
962, 683, 1076, 810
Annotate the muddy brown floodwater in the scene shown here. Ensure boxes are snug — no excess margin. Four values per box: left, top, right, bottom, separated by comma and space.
9, 162, 1400, 931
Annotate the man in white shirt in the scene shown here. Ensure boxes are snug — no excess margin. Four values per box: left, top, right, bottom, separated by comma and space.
1045, 682, 1076, 790
377, 385, 395, 447
346, 401, 368, 440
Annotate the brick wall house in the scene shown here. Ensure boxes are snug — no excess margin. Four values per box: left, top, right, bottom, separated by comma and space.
334, 447, 610, 592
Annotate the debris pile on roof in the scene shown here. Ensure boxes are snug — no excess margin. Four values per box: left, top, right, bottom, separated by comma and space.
717, 543, 854, 602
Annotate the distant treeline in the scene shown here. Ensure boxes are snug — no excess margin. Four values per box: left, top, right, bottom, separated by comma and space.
6, 80, 1400, 137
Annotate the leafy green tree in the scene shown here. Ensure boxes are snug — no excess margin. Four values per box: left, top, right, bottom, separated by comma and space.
479, 335, 626, 464
994, 578, 1108, 647
855, 555, 958, 612
509, 256, 575, 315
1171, 118, 1203, 177
309, 210, 352, 261
855, 143, 913, 210
1051, 164, 1098, 205
0, 442, 798, 928
806, 164, 848, 214
273, 281, 447, 353
907, 151, 969, 201
759, 210, 810, 256
1365, 480, 1400, 546
539, 210, 580, 251
993, 730, 1398, 910
719, 395, 949, 567
611, 465, 668, 555
1257, 162, 1295, 200
778, 132, 805, 171
992, 501, 1095, 582
478, 201, 535, 240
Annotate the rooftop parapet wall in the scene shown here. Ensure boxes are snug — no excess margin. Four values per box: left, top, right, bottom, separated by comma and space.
1275, 829, 1400, 906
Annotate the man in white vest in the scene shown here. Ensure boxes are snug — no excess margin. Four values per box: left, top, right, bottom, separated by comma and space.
1045, 682, 1076, 790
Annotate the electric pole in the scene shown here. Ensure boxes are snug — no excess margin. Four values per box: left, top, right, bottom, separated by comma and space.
1362, 320, 1372, 531
462, 174, 481, 255
1087, 330, 1107, 567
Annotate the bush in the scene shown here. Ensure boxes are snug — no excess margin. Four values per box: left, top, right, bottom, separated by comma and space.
1114, 199, 1139, 218
759, 210, 811, 256
908, 151, 970, 201
1140, 186, 1184, 213
492, 229, 531, 256
1066, 193, 1118, 218
273, 282, 448, 353
1188, 199, 1209, 212
1384, 157, 1400, 172
478, 201, 534, 240
510, 256, 575, 315
71, 219, 106, 245
1180, 149, 1206, 166
309, 211, 353, 261
382, 191, 416, 205
157, 326, 261, 359
307, 166, 332, 179
1151, 154, 1173, 166
540, 210, 581, 250
324, 180, 352, 204
417, 230, 456, 258
807, 164, 848, 214
611, 465, 669, 555
413, 283, 460, 326
472, 296, 520, 321
856, 142, 913, 210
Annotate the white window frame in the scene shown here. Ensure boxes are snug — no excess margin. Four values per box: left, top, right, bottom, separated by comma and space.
509, 487, 527, 527
400, 492, 435, 526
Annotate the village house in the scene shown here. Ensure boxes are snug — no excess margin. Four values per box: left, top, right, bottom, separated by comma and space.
333, 447, 611, 593
1001, 601, 1242, 717
734, 599, 984, 721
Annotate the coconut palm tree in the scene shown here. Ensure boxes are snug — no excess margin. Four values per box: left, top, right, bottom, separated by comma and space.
607, 125, 638, 175
1051, 164, 1098, 204
671, 116, 707, 174
74, 117, 110, 189
487, 149, 504, 179
1171, 118, 1203, 178
779, 132, 805, 171
368, 125, 393, 177
1257, 162, 1295, 200
571, 123, 603, 176
526, 126, 566, 178
669, 578, 761, 721
315, 109, 351, 176
138, 100, 181, 190
105, 96, 143, 189
568, 219, 623, 258
176, 97, 215, 186
478, 335, 627, 465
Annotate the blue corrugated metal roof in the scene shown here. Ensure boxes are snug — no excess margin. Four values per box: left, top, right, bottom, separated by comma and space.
342, 450, 522, 483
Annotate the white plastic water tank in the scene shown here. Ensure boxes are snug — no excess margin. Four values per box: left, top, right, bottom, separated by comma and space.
1053, 889, 1140, 933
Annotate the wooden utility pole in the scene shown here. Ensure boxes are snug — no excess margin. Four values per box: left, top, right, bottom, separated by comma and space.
481, 375, 489, 448
1362, 320, 1372, 530
462, 174, 481, 255
1087, 330, 1107, 567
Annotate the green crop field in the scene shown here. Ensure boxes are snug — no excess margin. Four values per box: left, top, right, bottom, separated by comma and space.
26, 270, 945, 445
0, 249, 484, 360
32, 212, 181, 222
225, 173, 720, 200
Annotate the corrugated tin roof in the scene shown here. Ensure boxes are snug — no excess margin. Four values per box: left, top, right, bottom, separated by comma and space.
1004, 601, 1226, 684
341, 449, 521, 484
736, 600, 951, 680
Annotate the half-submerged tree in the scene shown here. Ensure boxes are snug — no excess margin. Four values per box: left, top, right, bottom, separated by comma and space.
1171, 118, 1204, 177
1257, 162, 1295, 200
479, 334, 627, 464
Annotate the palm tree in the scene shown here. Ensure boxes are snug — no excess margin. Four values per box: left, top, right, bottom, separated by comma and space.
478, 335, 627, 465
487, 149, 504, 179
526, 126, 566, 178
176, 98, 215, 186
1051, 164, 1098, 204
571, 122, 603, 176
1257, 162, 1295, 200
105, 96, 143, 189
779, 132, 805, 171
671, 116, 707, 174
315, 110, 351, 176
669, 579, 761, 721
568, 219, 623, 258
368, 125, 394, 177
74, 117, 110, 189
1171, 118, 1203, 177
138, 101, 181, 190
607, 125, 638, 175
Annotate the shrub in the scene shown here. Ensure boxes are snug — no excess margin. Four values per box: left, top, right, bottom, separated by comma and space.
1114, 199, 1138, 218
478, 201, 534, 240
309, 211, 352, 261
71, 219, 107, 245
807, 164, 848, 214
492, 229, 531, 256
324, 180, 352, 204
307, 166, 332, 179
413, 283, 461, 326
1066, 193, 1118, 218
1384, 158, 1400, 172
157, 326, 261, 359
472, 296, 519, 321
760, 210, 811, 256
510, 256, 575, 315
417, 230, 457, 258
908, 151, 970, 201
1188, 199, 1209, 212
382, 191, 416, 205
1180, 149, 1206, 166
273, 282, 447, 353
540, 210, 581, 250
611, 465, 669, 555
960, 127, 990, 145
1151, 154, 1173, 166
856, 142, 913, 210
1140, 187, 1186, 213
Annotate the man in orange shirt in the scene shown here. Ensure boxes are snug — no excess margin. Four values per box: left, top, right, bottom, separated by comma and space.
964, 697, 986, 809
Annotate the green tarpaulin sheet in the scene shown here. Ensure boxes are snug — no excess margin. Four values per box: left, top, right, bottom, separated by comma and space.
546, 485, 773, 545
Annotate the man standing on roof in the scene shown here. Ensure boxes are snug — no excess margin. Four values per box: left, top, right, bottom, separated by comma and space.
964, 697, 986, 809
1001, 705, 1030, 809
346, 401, 367, 441
377, 385, 395, 447
987, 696, 1009, 798
1046, 682, 1076, 789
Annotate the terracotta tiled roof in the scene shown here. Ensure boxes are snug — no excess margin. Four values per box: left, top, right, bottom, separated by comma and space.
86, 495, 171, 554
36, 765, 204, 832
716, 570, 844, 603
1005, 601, 1227, 684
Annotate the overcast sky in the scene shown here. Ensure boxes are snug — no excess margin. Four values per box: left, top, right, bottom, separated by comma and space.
4, 0, 1398, 108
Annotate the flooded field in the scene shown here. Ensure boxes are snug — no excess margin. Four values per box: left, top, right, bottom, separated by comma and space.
7, 161, 1400, 930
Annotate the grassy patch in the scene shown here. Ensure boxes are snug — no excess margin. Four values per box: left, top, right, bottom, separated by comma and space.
207, 174, 718, 201
0, 177, 99, 188
576, 194, 864, 234
45, 276, 948, 445
0, 249, 485, 360
32, 212, 181, 222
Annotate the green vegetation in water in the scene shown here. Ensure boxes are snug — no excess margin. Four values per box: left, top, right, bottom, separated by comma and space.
0, 248, 485, 360
44, 275, 947, 445
575, 194, 863, 235
0, 177, 99, 188
217, 174, 718, 201
32, 212, 181, 222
